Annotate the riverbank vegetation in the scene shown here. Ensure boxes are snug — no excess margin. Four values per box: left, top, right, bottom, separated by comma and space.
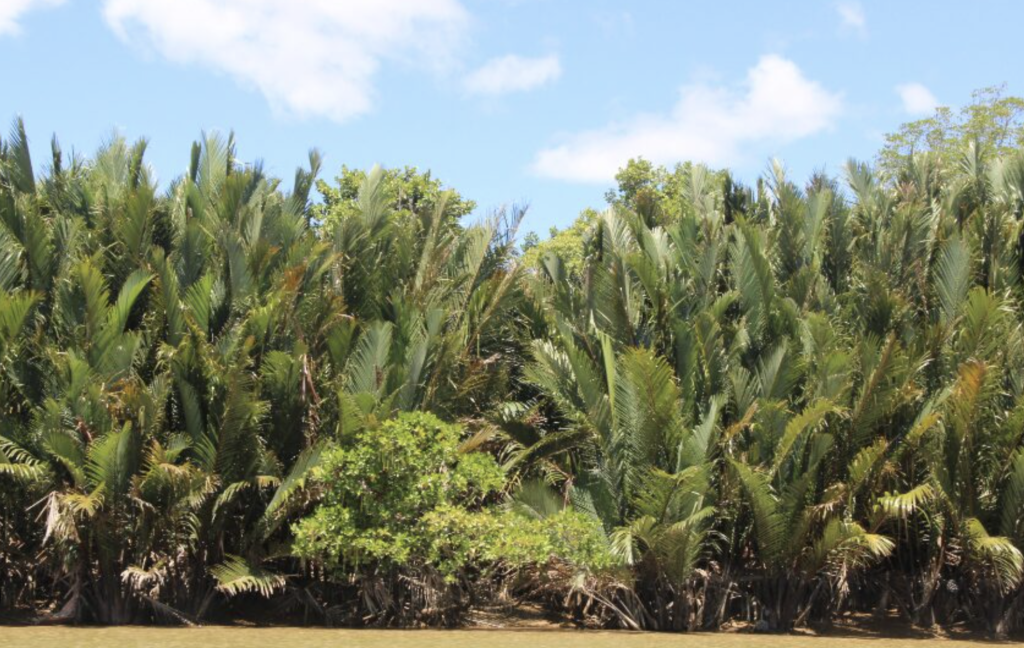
3, 89, 1024, 637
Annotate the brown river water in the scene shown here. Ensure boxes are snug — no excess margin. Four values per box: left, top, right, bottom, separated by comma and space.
0, 628, 1001, 648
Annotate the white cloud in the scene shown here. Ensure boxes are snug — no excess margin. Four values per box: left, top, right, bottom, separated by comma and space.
464, 54, 561, 96
102, 0, 469, 122
836, 1, 866, 34
896, 82, 939, 116
532, 55, 842, 183
0, 0, 66, 35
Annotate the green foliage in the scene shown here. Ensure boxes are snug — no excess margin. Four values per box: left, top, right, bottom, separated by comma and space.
6, 91, 1024, 635
521, 207, 599, 275
293, 412, 503, 569
510, 117, 1024, 633
0, 123, 522, 624
522, 158, 730, 275
879, 85, 1024, 176
315, 164, 475, 232
423, 506, 615, 578
293, 412, 610, 580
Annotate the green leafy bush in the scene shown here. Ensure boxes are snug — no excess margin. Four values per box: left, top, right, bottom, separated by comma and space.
293, 412, 497, 568
293, 412, 610, 578
423, 505, 615, 578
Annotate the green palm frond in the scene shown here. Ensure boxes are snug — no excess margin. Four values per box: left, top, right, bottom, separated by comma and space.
731, 220, 776, 337
257, 441, 326, 540
345, 320, 393, 397
772, 399, 841, 476
874, 483, 936, 520
0, 435, 44, 481
84, 421, 140, 497
510, 478, 565, 520
611, 348, 683, 496
0, 290, 38, 341
5, 117, 35, 194
210, 555, 286, 598
609, 515, 658, 566
677, 394, 724, 470
1000, 449, 1024, 542
730, 459, 785, 564
804, 518, 893, 576
935, 236, 971, 324
966, 517, 1023, 593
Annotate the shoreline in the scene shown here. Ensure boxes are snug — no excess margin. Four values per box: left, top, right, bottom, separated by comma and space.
1, 608, 1015, 642
0, 625, 1018, 648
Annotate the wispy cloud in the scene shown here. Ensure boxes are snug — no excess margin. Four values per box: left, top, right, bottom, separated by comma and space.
102, 0, 470, 122
593, 10, 634, 37
896, 82, 939, 116
464, 54, 561, 96
836, 1, 866, 35
0, 0, 66, 35
532, 55, 843, 183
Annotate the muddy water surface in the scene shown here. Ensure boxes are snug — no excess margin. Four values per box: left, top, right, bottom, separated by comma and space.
0, 627, 998, 648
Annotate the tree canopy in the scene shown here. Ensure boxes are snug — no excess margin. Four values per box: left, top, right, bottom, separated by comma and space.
879, 85, 1024, 175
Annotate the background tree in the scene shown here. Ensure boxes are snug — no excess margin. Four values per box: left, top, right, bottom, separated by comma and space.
879, 85, 1024, 177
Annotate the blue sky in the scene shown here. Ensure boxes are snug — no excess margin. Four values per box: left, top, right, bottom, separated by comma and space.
1, 0, 1021, 235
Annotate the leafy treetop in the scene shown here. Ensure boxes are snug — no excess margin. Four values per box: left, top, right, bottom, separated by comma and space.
879, 85, 1024, 176
315, 164, 476, 231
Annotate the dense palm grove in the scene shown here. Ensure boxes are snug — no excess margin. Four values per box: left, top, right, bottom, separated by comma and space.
2, 106, 1024, 637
